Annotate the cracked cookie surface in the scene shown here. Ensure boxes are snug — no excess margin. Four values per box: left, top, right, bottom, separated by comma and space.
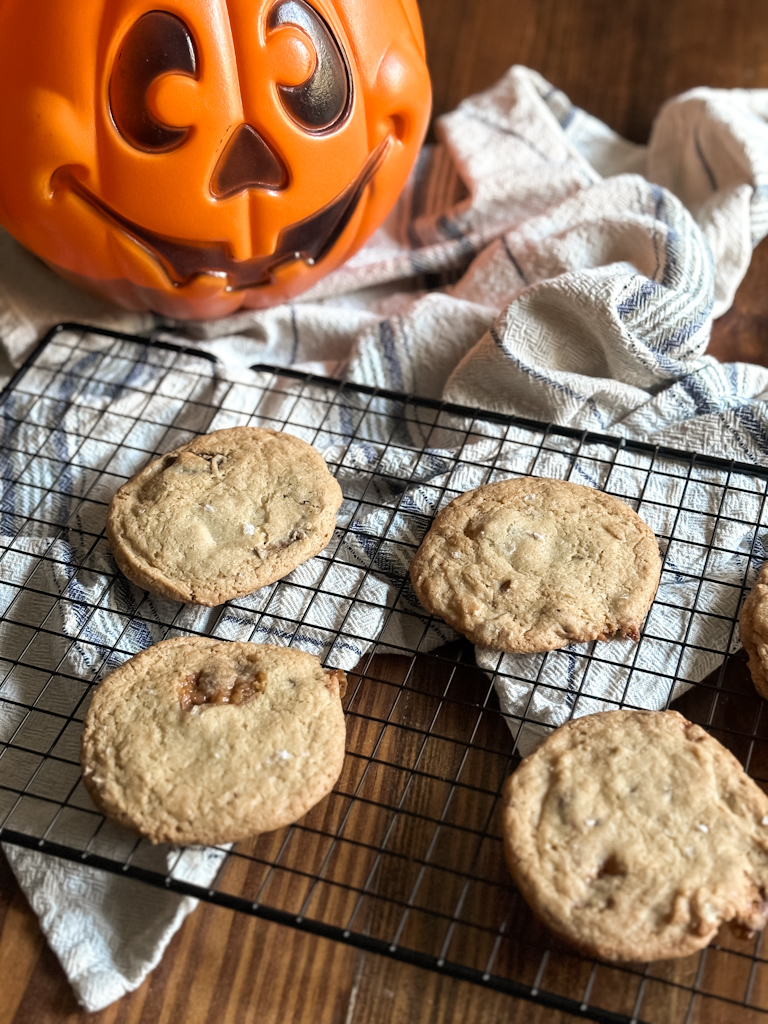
409, 476, 660, 652
107, 427, 343, 606
502, 709, 768, 961
80, 638, 347, 845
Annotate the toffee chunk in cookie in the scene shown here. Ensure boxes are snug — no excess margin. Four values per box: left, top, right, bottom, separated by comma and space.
502, 710, 768, 962
409, 477, 660, 652
107, 427, 343, 605
739, 562, 768, 698
80, 638, 347, 846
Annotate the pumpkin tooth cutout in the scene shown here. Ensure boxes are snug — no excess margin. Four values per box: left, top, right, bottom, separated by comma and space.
0, 0, 432, 319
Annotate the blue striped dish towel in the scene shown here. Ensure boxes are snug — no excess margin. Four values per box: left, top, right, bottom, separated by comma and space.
3, 65, 768, 1009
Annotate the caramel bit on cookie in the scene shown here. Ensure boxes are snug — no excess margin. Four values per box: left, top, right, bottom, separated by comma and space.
179, 664, 267, 710
325, 668, 348, 698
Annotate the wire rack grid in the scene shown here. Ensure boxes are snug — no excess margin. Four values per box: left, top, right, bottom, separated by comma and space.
2, 323, 768, 1023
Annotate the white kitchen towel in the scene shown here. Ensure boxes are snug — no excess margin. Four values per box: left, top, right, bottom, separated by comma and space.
3, 65, 768, 1009
3, 842, 227, 1011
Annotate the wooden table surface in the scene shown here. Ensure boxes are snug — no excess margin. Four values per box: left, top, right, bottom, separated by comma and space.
4, 1, 768, 1022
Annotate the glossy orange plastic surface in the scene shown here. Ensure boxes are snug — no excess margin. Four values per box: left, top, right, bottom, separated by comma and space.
0, 1, 431, 319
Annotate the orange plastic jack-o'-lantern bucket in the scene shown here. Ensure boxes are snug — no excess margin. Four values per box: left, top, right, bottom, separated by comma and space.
0, 1, 431, 319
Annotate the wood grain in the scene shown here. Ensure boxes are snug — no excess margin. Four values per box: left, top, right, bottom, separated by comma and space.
421, 0, 768, 142
4, 0, 768, 1021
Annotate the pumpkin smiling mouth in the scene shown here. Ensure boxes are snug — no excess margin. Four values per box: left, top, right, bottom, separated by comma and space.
51, 135, 392, 292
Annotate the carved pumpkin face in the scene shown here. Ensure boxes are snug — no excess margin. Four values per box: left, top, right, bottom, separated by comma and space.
0, 0, 430, 319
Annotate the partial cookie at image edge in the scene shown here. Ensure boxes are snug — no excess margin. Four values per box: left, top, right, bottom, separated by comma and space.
502, 709, 768, 962
739, 561, 768, 699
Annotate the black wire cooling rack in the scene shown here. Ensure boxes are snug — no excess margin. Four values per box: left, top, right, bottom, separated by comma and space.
3, 323, 768, 1023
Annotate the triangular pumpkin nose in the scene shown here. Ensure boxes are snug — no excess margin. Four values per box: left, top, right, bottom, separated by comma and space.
211, 124, 288, 199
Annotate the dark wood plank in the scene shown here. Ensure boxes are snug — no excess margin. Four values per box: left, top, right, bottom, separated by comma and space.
419, 0, 768, 142
709, 241, 768, 367
0, 845, 587, 1024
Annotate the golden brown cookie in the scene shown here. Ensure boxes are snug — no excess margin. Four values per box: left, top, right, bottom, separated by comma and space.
409, 476, 661, 652
80, 638, 347, 845
739, 563, 768, 698
502, 709, 768, 962
107, 427, 342, 606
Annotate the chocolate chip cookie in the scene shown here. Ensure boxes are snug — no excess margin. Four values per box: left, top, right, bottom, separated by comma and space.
80, 638, 347, 845
502, 709, 768, 961
107, 427, 343, 606
409, 476, 661, 652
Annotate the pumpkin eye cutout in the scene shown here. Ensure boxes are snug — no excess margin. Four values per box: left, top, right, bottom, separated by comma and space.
109, 11, 198, 153
268, 1, 350, 133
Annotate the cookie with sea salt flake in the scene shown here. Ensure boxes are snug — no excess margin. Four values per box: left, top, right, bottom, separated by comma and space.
80, 638, 347, 845
502, 709, 768, 961
107, 426, 342, 606
409, 476, 661, 652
